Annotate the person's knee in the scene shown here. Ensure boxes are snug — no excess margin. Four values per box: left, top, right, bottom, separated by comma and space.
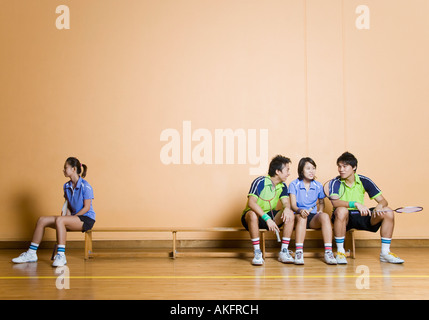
378, 208, 394, 223
295, 214, 306, 225
245, 211, 258, 224
319, 212, 331, 223
36, 216, 51, 227
55, 216, 65, 227
384, 209, 394, 221
334, 207, 349, 222
36, 217, 45, 225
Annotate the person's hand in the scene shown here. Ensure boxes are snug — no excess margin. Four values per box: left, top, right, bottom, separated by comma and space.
281, 208, 294, 224
266, 219, 280, 233
299, 209, 310, 218
355, 202, 371, 216
372, 204, 386, 217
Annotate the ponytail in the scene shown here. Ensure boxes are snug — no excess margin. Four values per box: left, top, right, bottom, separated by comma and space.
81, 163, 87, 178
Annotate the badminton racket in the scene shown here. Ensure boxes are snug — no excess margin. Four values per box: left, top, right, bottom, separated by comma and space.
352, 206, 423, 215
61, 200, 69, 216
382, 206, 423, 213
323, 178, 345, 200
323, 179, 423, 214
296, 205, 316, 217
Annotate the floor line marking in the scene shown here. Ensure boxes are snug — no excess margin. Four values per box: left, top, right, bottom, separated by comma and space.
1, 274, 429, 280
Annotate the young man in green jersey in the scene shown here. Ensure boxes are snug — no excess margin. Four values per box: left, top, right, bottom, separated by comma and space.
329, 152, 404, 264
241, 155, 295, 265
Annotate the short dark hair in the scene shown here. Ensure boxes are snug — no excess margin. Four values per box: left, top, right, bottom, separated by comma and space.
336, 152, 358, 171
297, 157, 317, 180
268, 155, 291, 177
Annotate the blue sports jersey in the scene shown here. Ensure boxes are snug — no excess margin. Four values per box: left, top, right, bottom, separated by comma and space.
63, 177, 96, 220
288, 179, 324, 214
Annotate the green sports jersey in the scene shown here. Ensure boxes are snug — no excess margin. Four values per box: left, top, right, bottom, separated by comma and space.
243, 176, 289, 215
330, 173, 382, 209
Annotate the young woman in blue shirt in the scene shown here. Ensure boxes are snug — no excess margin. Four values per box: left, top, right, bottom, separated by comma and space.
12, 157, 96, 267
289, 157, 336, 265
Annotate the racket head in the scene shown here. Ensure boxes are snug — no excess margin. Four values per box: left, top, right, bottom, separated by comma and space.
395, 206, 423, 213
256, 180, 278, 203
323, 178, 345, 201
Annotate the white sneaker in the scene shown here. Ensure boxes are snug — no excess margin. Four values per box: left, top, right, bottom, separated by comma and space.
12, 251, 38, 263
52, 253, 67, 267
324, 251, 337, 265
294, 250, 304, 265
252, 250, 264, 266
336, 252, 348, 264
278, 249, 294, 264
380, 252, 404, 264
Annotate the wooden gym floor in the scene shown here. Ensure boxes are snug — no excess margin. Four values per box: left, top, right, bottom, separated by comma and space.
1, 247, 429, 300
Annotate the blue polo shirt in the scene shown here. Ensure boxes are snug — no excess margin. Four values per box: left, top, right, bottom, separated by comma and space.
63, 177, 96, 220
288, 178, 324, 214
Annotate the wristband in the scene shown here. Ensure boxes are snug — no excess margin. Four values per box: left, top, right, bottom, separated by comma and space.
349, 201, 357, 208
262, 213, 271, 222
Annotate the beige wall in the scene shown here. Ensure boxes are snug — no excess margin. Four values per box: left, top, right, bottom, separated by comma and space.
0, 0, 428, 241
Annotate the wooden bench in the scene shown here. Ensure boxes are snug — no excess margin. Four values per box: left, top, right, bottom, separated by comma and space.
56, 227, 356, 260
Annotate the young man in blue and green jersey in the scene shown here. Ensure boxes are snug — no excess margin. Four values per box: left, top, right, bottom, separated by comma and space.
329, 152, 404, 264
241, 155, 295, 266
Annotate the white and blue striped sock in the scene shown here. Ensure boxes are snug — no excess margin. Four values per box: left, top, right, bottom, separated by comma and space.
28, 242, 39, 253
57, 245, 66, 255
335, 236, 345, 253
381, 237, 391, 254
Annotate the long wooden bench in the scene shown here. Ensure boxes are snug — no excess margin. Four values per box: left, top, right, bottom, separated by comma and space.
57, 227, 356, 260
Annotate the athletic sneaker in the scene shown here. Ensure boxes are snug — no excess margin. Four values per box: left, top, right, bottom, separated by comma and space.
278, 248, 294, 264
294, 251, 304, 265
336, 252, 348, 264
380, 252, 404, 264
52, 253, 67, 267
12, 251, 38, 264
252, 250, 264, 266
324, 251, 337, 265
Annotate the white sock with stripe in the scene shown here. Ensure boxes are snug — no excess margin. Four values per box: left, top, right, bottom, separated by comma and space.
281, 238, 290, 251
335, 236, 345, 253
381, 237, 391, 254
251, 238, 260, 251
324, 243, 333, 252
57, 244, 66, 256
28, 242, 39, 253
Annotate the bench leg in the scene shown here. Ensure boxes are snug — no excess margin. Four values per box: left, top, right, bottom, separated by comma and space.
260, 231, 266, 259
172, 231, 177, 259
89, 230, 93, 253
85, 231, 92, 260
345, 230, 356, 259
350, 230, 356, 259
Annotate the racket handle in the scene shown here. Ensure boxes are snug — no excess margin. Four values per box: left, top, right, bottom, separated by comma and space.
275, 230, 281, 242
